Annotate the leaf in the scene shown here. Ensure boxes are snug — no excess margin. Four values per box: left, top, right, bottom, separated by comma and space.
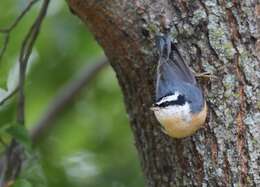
6, 124, 32, 150
0, 88, 7, 103
0, 50, 38, 105
0, 123, 11, 135
6, 60, 19, 93
12, 179, 32, 187
0, 88, 7, 98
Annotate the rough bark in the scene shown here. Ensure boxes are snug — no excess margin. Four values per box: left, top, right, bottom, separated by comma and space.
68, 0, 260, 186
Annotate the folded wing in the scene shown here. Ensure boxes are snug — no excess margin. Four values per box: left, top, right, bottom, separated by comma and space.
156, 45, 198, 101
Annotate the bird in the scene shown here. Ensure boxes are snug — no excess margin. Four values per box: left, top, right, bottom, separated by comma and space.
151, 34, 207, 138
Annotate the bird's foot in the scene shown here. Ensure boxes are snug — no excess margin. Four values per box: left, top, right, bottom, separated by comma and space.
195, 72, 217, 79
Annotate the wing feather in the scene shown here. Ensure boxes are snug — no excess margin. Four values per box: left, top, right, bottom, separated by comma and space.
169, 46, 196, 85
156, 46, 198, 101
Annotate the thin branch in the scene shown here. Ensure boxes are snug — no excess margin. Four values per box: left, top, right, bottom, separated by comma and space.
0, 34, 9, 61
0, 0, 40, 103
3, 0, 50, 184
31, 57, 108, 144
0, 0, 39, 61
18, 0, 50, 125
0, 0, 39, 33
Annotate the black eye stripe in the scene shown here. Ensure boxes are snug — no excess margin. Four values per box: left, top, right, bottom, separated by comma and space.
155, 95, 186, 107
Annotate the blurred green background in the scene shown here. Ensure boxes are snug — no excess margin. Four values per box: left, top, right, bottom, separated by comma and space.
0, 1, 144, 186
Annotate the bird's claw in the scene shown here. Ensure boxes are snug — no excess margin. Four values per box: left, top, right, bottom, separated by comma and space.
195, 72, 217, 79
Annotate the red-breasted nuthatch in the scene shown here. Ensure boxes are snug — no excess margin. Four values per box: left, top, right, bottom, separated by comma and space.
151, 34, 207, 138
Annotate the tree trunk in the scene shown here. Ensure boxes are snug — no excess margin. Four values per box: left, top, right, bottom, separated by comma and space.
68, 0, 260, 186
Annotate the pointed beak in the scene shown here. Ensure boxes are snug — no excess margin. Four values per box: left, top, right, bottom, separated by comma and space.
150, 106, 159, 111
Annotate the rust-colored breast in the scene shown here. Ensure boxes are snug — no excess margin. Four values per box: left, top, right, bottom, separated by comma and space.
191, 102, 207, 130
159, 103, 207, 138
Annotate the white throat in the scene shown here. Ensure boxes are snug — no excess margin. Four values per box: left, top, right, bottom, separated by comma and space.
154, 102, 192, 122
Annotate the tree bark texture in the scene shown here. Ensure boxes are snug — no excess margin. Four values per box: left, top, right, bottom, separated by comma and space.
68, 0, 259, 186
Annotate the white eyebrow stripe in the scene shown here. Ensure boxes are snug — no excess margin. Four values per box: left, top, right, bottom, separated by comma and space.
156, 92, 180, 105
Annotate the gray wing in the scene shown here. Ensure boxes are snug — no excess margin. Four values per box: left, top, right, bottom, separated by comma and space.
169, 46, 196, 85
155, 44, 204, 113
156, 47, 197, 98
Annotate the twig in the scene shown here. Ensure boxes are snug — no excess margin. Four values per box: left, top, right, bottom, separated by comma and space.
0, 0, 39, 61
18, 0, 50, 125
0, 34, 9, 61
31, 57, 108, 143
0, 0, 39, 33
3, 0, 50, 184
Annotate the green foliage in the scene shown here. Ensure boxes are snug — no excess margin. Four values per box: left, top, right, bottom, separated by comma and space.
6, 124, 32, 150
13, 179, 32, 187
0, 1, 144, 187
